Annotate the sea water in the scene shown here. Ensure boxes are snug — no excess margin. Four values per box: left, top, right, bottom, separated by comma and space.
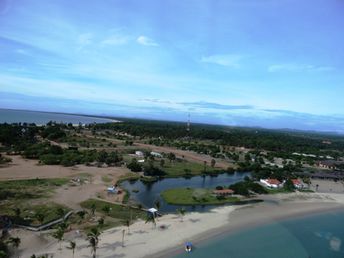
174, 210, 344, 258
0, 109, 113, 124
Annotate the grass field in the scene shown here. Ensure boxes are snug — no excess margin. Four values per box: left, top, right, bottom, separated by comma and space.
161, 187, 240, 205
0, 178, 70, 226
80, 199, 146, 226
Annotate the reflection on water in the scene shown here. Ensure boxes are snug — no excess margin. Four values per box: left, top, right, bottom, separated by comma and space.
120, 172, 250, 213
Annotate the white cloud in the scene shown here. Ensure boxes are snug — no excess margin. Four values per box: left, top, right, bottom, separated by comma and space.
200, 54, 243, 67
268, 64, 335, 72
137, 36, 159, 47
101, 35, 131, 46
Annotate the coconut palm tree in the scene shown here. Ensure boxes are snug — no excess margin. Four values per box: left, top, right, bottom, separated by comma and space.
176, 208, 186, 222
90, 203, 96, 217
6, 236, 21, 256
66, 241, 76, 258
52, 228, 64, 250
35, 212, 45, 235
87, 228, 101, 258
145, 214, 156, 229
154, 200, 161, 210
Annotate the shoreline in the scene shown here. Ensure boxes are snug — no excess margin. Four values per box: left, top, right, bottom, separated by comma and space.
14, 192, 344, 258
153, 201, 344, 258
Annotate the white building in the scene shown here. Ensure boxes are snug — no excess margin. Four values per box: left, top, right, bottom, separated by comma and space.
150, 151, 163, 158
260, 179, 282, 189
135, 151, 144, 157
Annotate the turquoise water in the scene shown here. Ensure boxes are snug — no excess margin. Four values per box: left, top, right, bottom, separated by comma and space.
174, 210, 344, 258
0, 109, 113, 124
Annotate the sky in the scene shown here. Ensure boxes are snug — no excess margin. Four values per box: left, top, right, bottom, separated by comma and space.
1, 0, 344, 132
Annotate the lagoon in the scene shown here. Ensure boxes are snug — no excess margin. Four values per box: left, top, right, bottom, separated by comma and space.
121, 172, 250, 213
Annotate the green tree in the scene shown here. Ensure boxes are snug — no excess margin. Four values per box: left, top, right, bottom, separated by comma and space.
211, 159, 216, 168
145, 214, 156, 229
67, 241, 76, 258
52, 228, 64, 250
160, 159, 165, 167
90, 203, 96, 217
102, 205, 111, 215
87, 228, 101, 258
6, 236, 21, 254
176, 208, 186, 222
284, 178, 295, 191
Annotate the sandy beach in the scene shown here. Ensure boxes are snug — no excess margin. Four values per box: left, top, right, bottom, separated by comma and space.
12, 191, 344, 258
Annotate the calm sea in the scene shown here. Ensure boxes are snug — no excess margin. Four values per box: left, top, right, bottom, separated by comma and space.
174, 210, 344, 258
0, 109, 113, 124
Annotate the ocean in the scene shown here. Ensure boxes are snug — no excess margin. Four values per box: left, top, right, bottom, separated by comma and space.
0, 109, 113, 124
174, 210, 344, 258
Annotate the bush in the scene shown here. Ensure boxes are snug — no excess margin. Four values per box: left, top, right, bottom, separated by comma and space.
127, 159, 142, 172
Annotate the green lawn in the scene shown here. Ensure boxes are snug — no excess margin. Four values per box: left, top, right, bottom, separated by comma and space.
161, 187, 240, 205
80, 199, 146, 226
0, 178, 69, 201
161, 161, 222, 177
0, 178, 70, 226
0, 202, 70, 226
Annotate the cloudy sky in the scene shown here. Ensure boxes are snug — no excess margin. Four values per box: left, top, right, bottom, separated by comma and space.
1, 0, 344, 132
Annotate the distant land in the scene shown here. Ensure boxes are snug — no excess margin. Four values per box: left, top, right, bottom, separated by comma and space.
0, 108, 343, 137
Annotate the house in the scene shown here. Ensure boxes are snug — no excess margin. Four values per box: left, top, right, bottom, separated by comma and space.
213, 189, 234, 196
150, 151, 163, 158
135, 151, 144, 157
318, 160, 343, 170
260, 179, 282, 188
291, 179, 303, 189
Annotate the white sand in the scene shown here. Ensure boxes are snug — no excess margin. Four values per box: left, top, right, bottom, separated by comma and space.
14, 192, 344, 258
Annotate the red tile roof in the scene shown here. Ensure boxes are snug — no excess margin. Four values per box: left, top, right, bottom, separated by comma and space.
291, 179, 302, 185
266, 179, 281, 185
213, 189, 234, 194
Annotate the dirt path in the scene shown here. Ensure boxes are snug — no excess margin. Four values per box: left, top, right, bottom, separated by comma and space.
135, 143, 234, 169
79, 133, 235, 169
0, 155, 128, 209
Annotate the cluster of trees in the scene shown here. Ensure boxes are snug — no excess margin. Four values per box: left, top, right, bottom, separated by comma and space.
90, 120, 344, 155
229, 179, 268, 196
126, 158, 166, 176
0, 123, 124, 167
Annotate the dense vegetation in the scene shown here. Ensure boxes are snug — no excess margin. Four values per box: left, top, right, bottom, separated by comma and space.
161, 187, 240, 205
80, 199, 146, 227
91, 119, 344, 154
0, 123, 123, 167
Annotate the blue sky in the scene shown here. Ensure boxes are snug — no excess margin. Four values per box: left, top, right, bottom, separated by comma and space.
1, 0, 344, 132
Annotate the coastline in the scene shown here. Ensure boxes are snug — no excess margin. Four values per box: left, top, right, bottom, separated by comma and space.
15, 192, 344, 258
153, 200, 344, 258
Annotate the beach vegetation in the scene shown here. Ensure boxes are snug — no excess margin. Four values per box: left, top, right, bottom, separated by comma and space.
161, 188, 240, 205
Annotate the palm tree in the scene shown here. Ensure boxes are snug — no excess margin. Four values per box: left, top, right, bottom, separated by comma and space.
6, 236, 21, 255
102, 205, 111, 216
176, 208, 186, 222
66, 241, 76, 258
145, 214, 156, 229
90, 203, 96, 217
125, 220, 130, 234
35, 213, 45, 234
56, 208, 65, 219
87, 228, 101, 258
211, 159, 216, 168
154, 200, 161, 210
203, 161, 207, 173
121, 229, 125, 247
13, 208, 21, 218
52, 228, 64, 250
